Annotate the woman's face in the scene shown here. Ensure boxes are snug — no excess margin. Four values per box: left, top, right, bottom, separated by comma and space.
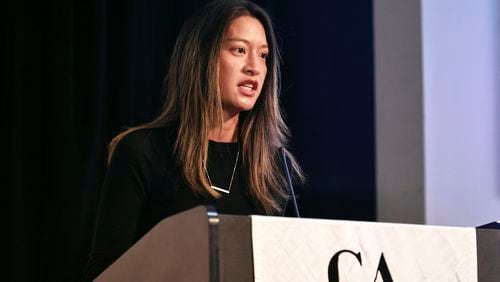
218, 15, 268, 118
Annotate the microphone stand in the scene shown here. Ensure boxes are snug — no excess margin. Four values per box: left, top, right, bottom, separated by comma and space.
280, 147, 300, 218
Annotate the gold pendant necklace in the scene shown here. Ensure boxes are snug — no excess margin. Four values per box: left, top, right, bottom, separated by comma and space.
204, 149, 240, 194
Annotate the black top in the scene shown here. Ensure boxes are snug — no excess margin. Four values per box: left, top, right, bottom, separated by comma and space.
85, 126, 266, 280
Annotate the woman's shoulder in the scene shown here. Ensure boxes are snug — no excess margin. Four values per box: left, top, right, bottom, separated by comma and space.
112, 125, 178, 161
118, 128, 152, 146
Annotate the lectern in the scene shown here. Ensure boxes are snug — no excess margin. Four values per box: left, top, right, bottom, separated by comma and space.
95, 206, 500, 281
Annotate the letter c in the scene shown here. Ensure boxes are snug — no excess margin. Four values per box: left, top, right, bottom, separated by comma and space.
328, 250, 362, 282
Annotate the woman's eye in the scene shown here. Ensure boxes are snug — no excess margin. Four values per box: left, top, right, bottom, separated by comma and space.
260, 52, 268, 60
234, 47, 245, 54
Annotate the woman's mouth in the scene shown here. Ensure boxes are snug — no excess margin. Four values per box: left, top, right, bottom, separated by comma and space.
238, 81, 258, 96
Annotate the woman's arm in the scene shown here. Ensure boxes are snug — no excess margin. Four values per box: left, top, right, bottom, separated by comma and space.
85, 131, 151, 281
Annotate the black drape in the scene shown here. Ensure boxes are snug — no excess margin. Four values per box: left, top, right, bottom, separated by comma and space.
6, 0, 374, 281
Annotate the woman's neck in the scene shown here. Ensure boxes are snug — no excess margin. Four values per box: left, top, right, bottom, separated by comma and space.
208, 113, 239, 142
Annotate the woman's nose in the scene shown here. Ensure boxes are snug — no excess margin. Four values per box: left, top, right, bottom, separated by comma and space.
243, 54, 261, 76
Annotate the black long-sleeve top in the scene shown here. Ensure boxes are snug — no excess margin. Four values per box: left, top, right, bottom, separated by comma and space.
85, 125, 266, 280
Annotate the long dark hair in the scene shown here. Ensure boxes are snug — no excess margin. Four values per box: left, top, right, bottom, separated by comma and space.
108, 0, 304, 214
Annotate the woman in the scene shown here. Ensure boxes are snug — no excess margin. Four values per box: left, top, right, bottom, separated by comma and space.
86, 0, 304, 279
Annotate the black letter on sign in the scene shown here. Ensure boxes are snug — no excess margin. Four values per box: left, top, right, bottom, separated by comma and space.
328, 250, 362, 282
373, 253, 393, 282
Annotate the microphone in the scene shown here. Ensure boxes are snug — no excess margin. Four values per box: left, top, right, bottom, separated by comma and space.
280, 147, 300, 218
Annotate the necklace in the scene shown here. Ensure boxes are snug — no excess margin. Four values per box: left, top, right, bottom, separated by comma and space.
204, 149, 240, 194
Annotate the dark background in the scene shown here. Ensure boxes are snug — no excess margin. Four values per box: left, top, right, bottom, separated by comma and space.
5, 0, 374, 280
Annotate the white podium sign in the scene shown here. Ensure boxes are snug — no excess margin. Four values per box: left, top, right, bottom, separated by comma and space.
251, 216, 477, 282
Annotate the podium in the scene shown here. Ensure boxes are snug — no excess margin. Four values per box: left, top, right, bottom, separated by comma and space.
95, 206, 500, 281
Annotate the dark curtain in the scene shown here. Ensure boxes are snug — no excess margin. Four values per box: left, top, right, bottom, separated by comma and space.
5, 0, 374, 281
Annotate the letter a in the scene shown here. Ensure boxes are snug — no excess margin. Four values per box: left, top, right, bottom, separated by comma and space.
373, 253, 393, 282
